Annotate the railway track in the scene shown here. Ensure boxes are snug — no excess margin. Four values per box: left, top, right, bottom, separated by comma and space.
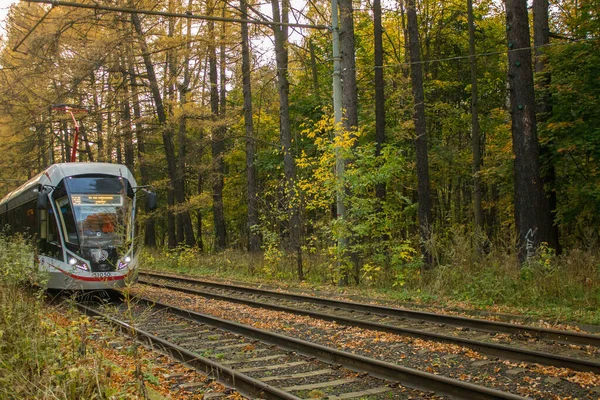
138, 271, 600, 375
76, 292, 527, 400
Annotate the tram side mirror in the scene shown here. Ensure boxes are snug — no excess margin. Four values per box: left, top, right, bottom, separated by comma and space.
146, 191, 158, 211
37, 190, 48, 210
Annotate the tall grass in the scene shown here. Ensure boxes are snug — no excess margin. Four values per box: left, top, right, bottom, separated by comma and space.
143, 233, 600, 325
0, 235, 110, 399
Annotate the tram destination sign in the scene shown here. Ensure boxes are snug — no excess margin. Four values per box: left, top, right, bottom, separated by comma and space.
71, 194, 122, 206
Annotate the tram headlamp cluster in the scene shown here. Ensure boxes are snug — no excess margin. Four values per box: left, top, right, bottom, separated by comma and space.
69, 257, 89, 271
118, 256, 132, 270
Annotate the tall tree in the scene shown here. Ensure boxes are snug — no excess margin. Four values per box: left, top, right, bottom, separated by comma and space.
240, 0, 260, 252
208, 3, 227, 251
467, 0, 484, 242
505, 0, 550, 261
373, 0, 386, 202
406, 0, 433, 268
533, 0, 560, 254
271, 0, 303, 280
128, 58, 156, 247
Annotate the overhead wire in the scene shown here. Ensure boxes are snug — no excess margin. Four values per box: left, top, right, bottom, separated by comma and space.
7, 1, 598, 75
22, 0, 330, 30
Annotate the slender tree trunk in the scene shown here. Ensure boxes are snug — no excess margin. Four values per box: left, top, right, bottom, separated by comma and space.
208, 11, 227, 251
399, 0, 410, 78
467, 0, 485, 244
271, 0, 303, 280
505, 0, 550, 262
339, 0, 358, 131
241, 0, 261, 252
339, 0, 360, 284
92, 73, 104, 162
374, 0, 386, 203
533, 0, 561, 254
129, 60, 156, 248
167, 188, 176, 249
197, 169, 204, 252
165, 4, 185, 246
407, 0, 433, 268
121, 65, 134, 171
309, 40, 319, 97
176, 0, 197, 248
80, 125, 94, 162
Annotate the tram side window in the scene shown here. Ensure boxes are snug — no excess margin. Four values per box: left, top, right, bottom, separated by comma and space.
7, 209, 15, 233
24, 201, 36, 237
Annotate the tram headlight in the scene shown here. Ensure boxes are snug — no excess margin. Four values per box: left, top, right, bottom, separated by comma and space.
69, 257, 89, 271
118, 256, 132, 270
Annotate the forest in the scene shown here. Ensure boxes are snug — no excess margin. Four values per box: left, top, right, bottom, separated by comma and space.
0, 0, 599, 300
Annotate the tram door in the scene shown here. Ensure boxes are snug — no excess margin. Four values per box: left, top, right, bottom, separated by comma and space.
38, 207, 63, 261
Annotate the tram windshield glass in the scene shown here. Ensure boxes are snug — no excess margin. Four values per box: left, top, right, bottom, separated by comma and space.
58, 176, 134, 248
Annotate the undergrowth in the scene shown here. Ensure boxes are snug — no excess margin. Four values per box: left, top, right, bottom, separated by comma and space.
0, 234, 148, 399
143, 232, 600, 326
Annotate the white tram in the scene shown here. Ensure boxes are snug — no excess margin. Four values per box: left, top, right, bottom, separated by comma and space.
0, 163, 155, 290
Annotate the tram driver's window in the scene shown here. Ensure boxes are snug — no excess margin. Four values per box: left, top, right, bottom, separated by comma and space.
55, 197, 79, 245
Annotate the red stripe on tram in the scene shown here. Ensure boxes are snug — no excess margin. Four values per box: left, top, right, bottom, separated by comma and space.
51, 264, 129, 282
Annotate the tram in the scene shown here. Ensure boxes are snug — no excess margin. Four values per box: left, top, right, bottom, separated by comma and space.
0, 163, 156, 290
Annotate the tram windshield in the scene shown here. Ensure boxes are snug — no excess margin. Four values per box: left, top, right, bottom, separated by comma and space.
56, 176, 134, 248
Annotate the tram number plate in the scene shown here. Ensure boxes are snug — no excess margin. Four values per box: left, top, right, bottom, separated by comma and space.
92, 272, 112, 278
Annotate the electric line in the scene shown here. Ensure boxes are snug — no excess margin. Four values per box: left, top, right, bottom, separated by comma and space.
373, 35, 599, 69
22, 0, 329, 30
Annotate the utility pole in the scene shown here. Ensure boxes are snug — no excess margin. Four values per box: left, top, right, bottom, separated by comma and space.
331, 0, 347, 264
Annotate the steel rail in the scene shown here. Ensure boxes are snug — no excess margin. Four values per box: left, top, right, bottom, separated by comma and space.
140, 271, 600, 347
138, 277, 600, 374
74, 301, 301, 400
124, 292, 526, 400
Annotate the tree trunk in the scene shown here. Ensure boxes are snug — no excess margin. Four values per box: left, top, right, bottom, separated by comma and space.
197, 170, 204, 252
241, 0, 261, 252
91, 73, 104, 162
373, 0, 386, 203
467, 0, 485, 244
505, 0, 550, 262
167, 187, 176, 249
128, 60, 156, 248
309, 40, 319, 97
271, 0, 303, 280
208, 12, 227, 251
339, 0, 358, 131
339, 0, 360, 284
533, 0, 561, 254
121, 64, 135, 171
177, 0, 197, 248
407, 0, 433, 269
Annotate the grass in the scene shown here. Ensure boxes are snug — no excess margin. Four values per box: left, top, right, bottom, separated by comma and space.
142, 235, 600, 326
0, 234, 163, 399
0, 235, 111, 399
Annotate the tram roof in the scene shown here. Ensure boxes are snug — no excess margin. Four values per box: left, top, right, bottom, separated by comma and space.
0, 163, 137, 209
